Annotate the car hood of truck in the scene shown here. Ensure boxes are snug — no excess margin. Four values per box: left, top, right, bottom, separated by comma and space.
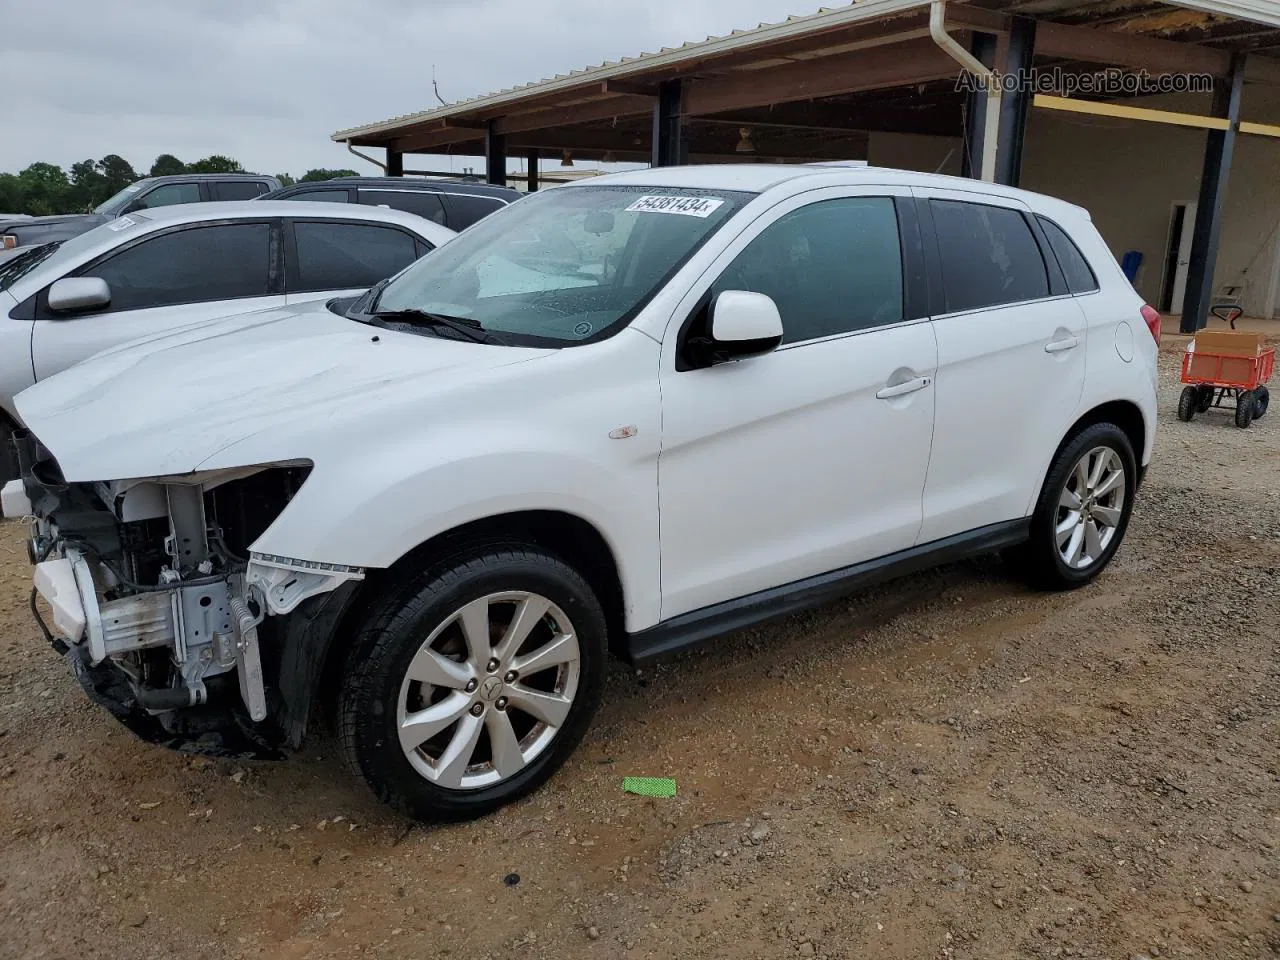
15, 302, 553, 482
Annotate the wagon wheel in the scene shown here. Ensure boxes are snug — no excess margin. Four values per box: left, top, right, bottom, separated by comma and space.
1235, 389, 1256, 428
1195, 385, 1215, 413
1254, 385, 1270, 420
1177, 386, 1198, 422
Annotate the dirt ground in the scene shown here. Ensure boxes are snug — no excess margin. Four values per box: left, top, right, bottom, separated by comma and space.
1, 335, 1277, 960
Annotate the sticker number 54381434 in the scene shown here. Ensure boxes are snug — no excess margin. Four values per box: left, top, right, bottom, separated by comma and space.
625, 195, 725, 218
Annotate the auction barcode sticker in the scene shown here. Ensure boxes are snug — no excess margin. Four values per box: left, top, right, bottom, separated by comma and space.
625, 195, 725, 218
107, 216, 137, 231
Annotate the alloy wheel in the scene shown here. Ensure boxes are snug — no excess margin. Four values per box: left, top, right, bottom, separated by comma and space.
1055, 445, 1126, 571
396, 591, 581, 790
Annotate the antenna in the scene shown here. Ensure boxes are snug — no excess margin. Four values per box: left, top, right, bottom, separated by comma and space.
432, 66, 447, 106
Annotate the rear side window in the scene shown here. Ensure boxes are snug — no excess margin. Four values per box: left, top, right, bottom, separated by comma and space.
291, 220, 421, 292
283, 188, 351, 203
1037, 216, 1098, 294
85, 222, 272, 311
712, 196, 904, 344
213, 180, 270, 201
439, 194, 505, 230
930, 200, 1049, 313
359, 190, 447, 225
136, 182, 202, 210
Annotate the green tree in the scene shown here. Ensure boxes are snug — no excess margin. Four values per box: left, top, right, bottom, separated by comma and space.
0, 173, 24, 213
299, 168, 359, 182
97, 154, 138, 195
275, 173, 296, 187
68, 159, 107, 212
149, 154, 186, 177
16, 162, 71, 215
186, 155, 243, 174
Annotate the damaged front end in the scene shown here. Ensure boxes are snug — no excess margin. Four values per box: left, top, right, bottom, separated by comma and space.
3, 434, 362, 759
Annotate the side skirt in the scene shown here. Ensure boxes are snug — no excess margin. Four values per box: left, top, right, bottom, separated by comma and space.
626, 519, 1030, 664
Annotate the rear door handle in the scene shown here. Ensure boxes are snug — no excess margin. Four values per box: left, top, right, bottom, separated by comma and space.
1045, 335, 1081, 353
876, 376, 932, 400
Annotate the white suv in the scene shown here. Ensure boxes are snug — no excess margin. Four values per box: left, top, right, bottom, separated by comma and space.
5, 164, 1158, 821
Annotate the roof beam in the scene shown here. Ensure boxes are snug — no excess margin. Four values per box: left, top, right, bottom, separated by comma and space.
683, 37, 960, 116
1034, 21, 1232, 77
493, 95, 656, 135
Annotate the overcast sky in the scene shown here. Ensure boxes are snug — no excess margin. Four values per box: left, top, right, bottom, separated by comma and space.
2, 0, 814, 178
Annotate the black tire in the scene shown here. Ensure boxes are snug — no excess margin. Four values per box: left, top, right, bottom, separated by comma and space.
338, 545, 607, 821
1177, 386, 1197, 422
1195, 385, 1215, 413
1253, 385, 1269, 419
1235, 390, 1255, 429
1021, 422, 1137, 591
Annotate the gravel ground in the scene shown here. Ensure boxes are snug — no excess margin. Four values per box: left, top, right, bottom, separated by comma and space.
0, 335, 1277, 960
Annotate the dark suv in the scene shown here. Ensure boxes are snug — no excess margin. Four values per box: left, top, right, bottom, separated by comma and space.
261, 177, 519, 231
0, 174, 281, 248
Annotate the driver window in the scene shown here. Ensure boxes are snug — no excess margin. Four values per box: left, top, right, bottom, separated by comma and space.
712, 196, 904, 344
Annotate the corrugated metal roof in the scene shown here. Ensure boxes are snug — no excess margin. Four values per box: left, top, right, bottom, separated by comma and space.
331, 0, 1280, 143
331, 0, 932, 141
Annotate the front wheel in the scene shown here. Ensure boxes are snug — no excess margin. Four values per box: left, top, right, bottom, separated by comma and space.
1177, 386, 1197, 422
339, 546, 607, 821
1235, 390, 1256, 429
1021, 423, 1137, 591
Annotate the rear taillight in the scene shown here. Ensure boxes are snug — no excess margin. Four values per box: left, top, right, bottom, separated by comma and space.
1140, 304, 1161, 342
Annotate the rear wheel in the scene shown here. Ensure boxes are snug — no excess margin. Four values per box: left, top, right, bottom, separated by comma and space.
1022, 423, 1136, 590
339, 546, 606, 821
1195, 385, 1215, 413
1177, 387, 1197, 422
1235, 390, 1256, 429
1253, 385, 1269, 419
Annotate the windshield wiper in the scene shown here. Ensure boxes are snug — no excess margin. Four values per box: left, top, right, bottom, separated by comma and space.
370, 308, 504, 345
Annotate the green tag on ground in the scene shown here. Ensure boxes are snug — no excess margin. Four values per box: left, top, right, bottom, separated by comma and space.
623, 777, 676, 798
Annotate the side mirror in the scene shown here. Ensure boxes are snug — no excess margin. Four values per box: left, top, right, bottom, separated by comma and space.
706, 290, 783, 362
48, 277, 111, 314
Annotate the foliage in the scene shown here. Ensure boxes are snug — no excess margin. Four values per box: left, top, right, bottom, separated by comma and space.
299, 168, 359, 182
1, 155, 366, 216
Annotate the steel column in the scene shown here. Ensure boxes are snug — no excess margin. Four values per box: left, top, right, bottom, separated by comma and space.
385, 148, 403, 177
1180, 52, 1246, 333
652, 79, 685, 167
486, 122, 507, 186
527, 150, 539, 192
995, 17, 1035, 187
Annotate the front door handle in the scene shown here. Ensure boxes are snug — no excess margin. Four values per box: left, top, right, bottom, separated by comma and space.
1045, 335, 1081, 354
876, 376, 932, 400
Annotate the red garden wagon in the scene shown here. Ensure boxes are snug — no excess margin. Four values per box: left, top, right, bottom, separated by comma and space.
1177, 319, 1274, 429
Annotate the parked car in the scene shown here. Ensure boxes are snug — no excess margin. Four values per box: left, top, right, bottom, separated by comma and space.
5, 164, 1158, 821
0, 174, 281, 248
261, 176, 519, 231
0, 199, 454, 474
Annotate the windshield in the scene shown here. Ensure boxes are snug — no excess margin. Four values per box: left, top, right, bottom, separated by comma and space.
93, 180, 147, 215
372, 184, 753, 344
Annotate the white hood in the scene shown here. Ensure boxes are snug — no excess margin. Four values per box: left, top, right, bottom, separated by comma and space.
15, 301, 551, 482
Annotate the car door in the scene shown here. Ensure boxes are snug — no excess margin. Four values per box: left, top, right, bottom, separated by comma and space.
912, 188, 1088, 544
30, 220, 283, 381
284, 218, 429, 304
657, 187, 938, 620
